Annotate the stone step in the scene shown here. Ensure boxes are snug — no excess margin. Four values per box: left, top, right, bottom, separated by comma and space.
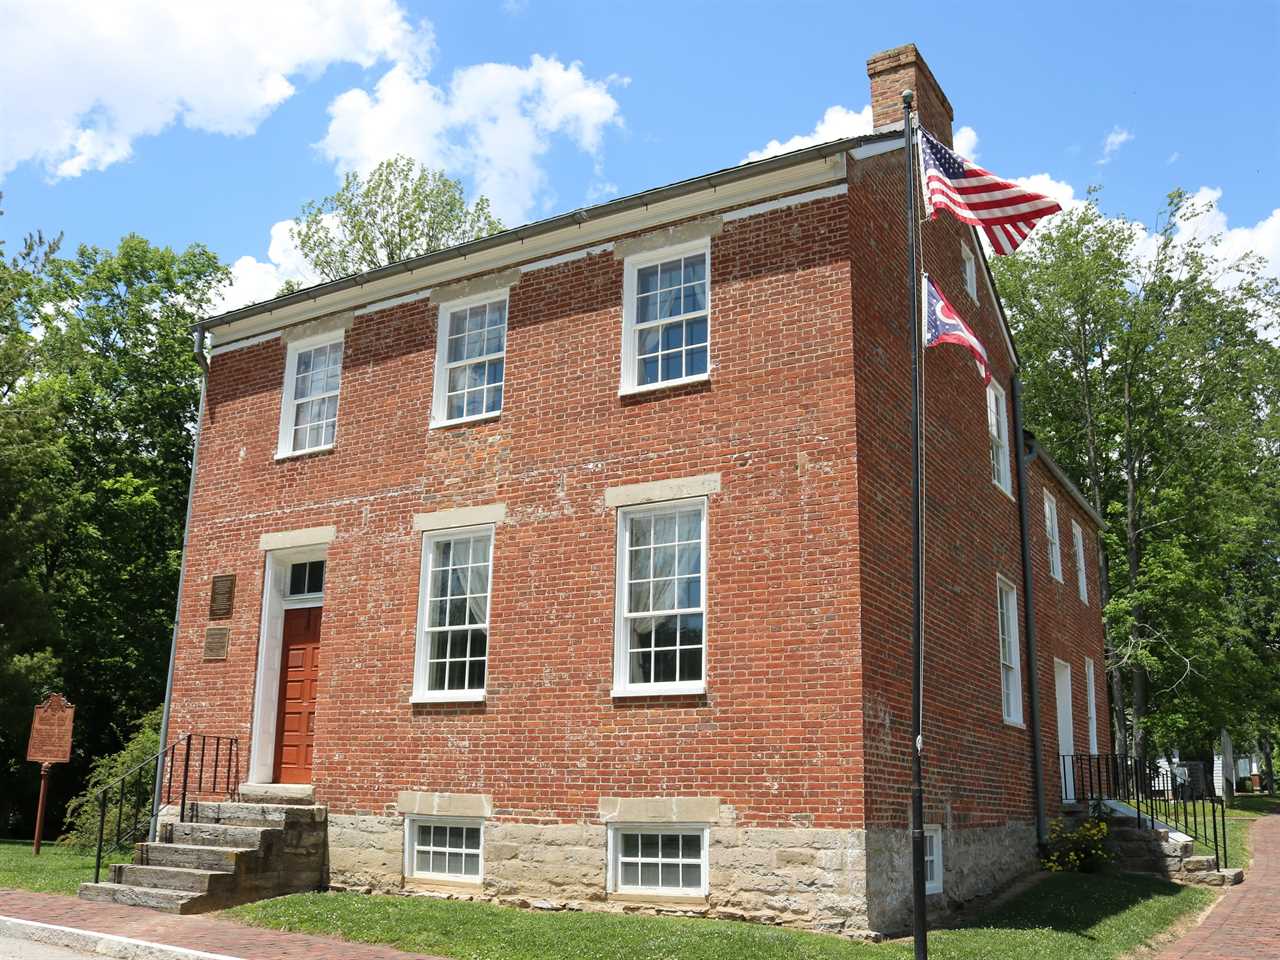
237, 782, 315, 805
190, 800, 326, 828
137, 841, 255, 872
77, 882, 205, 914
112, 863, 236, 895
1180, 867, 1245, 886
1179, 855, 1218, 873
168, 821, 282, 849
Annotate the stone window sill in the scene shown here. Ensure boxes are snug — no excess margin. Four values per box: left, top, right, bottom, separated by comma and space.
404, 876, 484, 895
607, 892, 709, 908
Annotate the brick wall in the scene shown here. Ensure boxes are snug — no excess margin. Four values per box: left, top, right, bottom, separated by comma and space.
169, 191, 869, 829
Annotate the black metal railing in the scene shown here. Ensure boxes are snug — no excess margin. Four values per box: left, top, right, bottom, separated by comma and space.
1060, 753, 1228, 869
93, 733, 240, 883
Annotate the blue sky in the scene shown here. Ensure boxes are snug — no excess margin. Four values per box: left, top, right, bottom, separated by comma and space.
2, 0, 1277, 310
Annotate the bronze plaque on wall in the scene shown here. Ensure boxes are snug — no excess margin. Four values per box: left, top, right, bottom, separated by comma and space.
203, 627, 230, 660
209, 574, 236, 620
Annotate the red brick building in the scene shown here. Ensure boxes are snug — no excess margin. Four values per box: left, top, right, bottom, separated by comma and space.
168, 44, 1109, 935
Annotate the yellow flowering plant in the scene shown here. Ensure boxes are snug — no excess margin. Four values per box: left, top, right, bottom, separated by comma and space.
1041, 816, 1112, 873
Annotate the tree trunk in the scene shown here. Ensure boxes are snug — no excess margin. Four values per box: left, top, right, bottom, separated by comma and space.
1131, 665, 1148, 758
1122, 373, 1146, 758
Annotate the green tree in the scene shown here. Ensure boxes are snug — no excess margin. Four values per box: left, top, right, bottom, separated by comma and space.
0, 227, 227, 837
290, 155, 504, 284
993, 191, 1280, 758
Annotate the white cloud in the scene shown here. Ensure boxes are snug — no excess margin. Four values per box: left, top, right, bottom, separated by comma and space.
1097, 126, 1133, 165
953, 126, 979, 162
215, 220, 320, 314
743, 105, 874, 163
1, 0, 427, 179
1174, 187, 1280, 283
318, 54, 623, 224
1167, 151, 1181, 165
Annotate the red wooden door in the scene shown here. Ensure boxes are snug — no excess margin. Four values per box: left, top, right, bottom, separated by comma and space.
274, 607, 322, 784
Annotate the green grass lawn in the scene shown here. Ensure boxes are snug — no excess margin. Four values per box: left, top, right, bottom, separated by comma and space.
0, 839, 127, 896
229, 872, 1213, 960
1227, 794, 1280, 819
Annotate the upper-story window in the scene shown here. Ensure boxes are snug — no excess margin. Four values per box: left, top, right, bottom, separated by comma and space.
1072, 519, 1089, 603
961, 244, 977, 300
1044, 490, 1063, 581
614, 498, 707, 696
621, 240, 710, 394
277, 333, 344, 457
413, 525, 493, 702
432, 293, 508, 427
986, 381, 1012, 495
997, 576, 1023, 725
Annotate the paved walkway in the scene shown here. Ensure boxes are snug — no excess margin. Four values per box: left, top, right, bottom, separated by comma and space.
1156, 813, 1280, 960
0, 889, 444, 960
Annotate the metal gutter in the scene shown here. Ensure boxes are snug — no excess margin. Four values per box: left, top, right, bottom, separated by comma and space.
198, 130, 897, 332
1024, 431, 1104, 528
1012, 376, 1048, 847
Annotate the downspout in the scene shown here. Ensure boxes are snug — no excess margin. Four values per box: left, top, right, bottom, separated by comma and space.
150, 326, 208, 838
1011, 375, 1047, 847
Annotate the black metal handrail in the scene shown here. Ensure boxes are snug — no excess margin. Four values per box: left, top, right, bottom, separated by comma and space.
93, 732, 240, 883
1061, 753, 1228, 869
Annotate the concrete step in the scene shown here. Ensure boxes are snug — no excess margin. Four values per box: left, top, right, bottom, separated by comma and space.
77, 882, 205, 914
238, 783, 315, 805
137, 841, 255, 872
190, 800, 326, 828
168, 821, 282, 849
112, 863, 236, 895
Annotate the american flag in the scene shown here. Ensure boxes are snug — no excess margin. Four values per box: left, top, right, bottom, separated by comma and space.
923, 273, 990, 385
917, 127, 1062, 255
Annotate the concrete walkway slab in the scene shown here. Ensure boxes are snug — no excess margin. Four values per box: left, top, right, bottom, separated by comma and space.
0, 890, 444, 960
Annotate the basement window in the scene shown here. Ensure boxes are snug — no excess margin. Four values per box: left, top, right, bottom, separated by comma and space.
405, 817, 482, 882
924, 825, 943, 895
609, 825, 708, 896
620, 240, 710, 394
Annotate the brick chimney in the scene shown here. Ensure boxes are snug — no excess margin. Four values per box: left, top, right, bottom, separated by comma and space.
867, 44, 954, 147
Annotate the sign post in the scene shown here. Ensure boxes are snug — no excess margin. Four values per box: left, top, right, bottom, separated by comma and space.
26, 693, 75, 855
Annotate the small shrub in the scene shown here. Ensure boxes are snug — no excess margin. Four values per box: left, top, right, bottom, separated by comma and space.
59, 707, 162, 850
1041, 816, 1111, 873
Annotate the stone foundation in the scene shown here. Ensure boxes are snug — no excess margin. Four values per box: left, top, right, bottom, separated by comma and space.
327, 812, 1038, 937
865, 822, 1038, 933
327, 811, 871, 934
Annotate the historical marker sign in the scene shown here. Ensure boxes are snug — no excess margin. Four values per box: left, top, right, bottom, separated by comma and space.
27, 693, 74, 764
204, 627, 231, 660
209, 574, 236, 620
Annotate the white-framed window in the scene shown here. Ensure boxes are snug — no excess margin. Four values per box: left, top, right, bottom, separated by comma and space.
923, 825, 943, 895
1072, 519, 1089, 603
961, 244, 977, 300
620, 239, 710, 394
277, 333, 344, 457
608, 824, 708, 897
286, 559, 325, 599
404, 817, 483, 882
613, 499, 707, 697
1085, 657, 1099, 754
412, 525, 493, 702
997, 576, 1023, 725
986, 381, 1012, 495
1044, 490, 1062, 580
431, 291, 508, 427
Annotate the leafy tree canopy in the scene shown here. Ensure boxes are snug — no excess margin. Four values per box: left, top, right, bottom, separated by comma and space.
289, 156, 503, 286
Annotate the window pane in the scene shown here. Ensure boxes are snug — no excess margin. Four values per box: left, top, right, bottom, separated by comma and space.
681, 833, 701, 858
640, 834, 659, 858
661, 834, 681, 858
622, 833, 639, 858
639, 356, 659, 384
686, 347, 708, 377
629, 516, 652, 547
683, 255, 706, 284
289, 563, 308, 596
654, 649, 677, 683
679, 648, 701, 681
660, 863, 680, 887
640, 862, 660, 887
621, 861, 639, 886
637, 265, 659, 294
465, 827, 481, 849
661, 353, 682, 380
638, 327, 660, 356
686, 316, 707, 345
682, 863, 701, 889
659, 259, 682, 289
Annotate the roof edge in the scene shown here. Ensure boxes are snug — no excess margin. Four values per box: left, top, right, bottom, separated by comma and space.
1024, 430, 1105, 528
200, 130, 898, 332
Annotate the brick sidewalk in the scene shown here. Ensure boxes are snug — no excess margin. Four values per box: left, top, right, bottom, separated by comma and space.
0, 889, 444, 960
1156, 813, 1280, 959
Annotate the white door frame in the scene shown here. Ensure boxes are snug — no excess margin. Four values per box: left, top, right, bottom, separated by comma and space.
248, 545, 327, 784
1055, 658, 1076, 801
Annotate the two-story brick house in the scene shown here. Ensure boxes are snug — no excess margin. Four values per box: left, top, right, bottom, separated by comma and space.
158, 45, 1109, 935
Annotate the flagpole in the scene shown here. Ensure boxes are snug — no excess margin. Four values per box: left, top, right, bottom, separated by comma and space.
902, 89, 929, 960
